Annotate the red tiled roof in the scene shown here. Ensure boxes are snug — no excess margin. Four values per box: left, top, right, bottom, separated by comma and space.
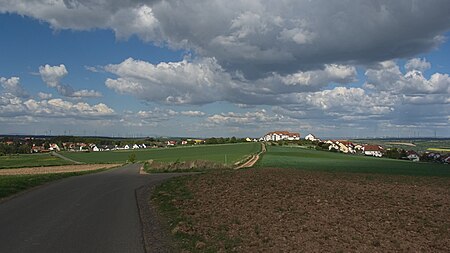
364, 145, 383, 151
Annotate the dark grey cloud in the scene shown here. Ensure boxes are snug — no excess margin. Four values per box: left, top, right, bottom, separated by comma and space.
2, 1, 450, 77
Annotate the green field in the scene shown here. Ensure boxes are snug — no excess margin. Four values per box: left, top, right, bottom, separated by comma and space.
62, 143, 261, 164
0, 153, 73, 169
259, 146, 450, 177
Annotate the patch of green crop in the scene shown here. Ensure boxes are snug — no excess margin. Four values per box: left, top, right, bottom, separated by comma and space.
259, 146, 450, 177
62, 143, 260, 165
0, 153, 73, 169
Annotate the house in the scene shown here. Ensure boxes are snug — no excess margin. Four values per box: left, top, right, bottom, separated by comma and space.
324, 140, 339, 151
443, 156, 450, 164
194, 139, 204, 144
406, 150, 420, 162
304, 134, 319, 142
245, 137, 252, 142
336, 141, 356, 154
78, 143, 88, 151
140, 144, 147, 149
49, 143, 61, 152
181, 140, 188, 145
262, 131, 300, 141
363, 145, 384, 157
92, 146, 100, 152
132, 144, 140, 149
124, 145, 130, 150
166, 140, 177, 146
31, 145, 45, 153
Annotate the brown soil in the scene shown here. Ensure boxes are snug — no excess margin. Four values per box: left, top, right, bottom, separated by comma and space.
172, 168, 450, 252
0, 164, 120, 175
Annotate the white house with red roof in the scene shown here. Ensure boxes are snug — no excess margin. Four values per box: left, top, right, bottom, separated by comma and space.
304, 134, 320, 142
262, 131, 300, 141
363, 145, 384, 157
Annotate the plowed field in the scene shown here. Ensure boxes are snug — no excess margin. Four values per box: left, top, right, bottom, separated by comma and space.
158, 168, 450, 252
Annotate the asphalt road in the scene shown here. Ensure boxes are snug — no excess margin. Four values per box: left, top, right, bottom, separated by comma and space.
0, 164, 181, 253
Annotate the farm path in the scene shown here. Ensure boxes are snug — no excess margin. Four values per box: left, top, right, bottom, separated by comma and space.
51, 151, 84, 164
0, 163, 183, 253
235, 142, 266, 169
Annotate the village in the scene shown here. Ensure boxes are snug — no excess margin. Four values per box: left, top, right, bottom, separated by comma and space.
0, 131, 449, 164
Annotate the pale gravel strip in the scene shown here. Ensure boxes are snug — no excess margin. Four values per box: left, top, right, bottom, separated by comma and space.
0, 164, 121, 175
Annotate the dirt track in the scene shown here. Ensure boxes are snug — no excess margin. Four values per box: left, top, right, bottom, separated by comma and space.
0, 164, 121, 175
171, 168, 450, 252
235, 143, 266, 169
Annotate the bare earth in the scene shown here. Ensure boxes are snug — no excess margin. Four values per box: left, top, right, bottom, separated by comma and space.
0, 164, 121, 175
172, 168, 450, 252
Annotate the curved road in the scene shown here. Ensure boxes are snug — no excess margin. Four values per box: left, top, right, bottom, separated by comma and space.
0, 164, 181, 253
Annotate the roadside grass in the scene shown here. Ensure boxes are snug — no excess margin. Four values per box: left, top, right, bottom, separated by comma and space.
152, 175, 203, 252
0, 153, 73, 169
0, 168, 110, 199
259, 146, 450, 177
144, 159, 231, 173
62, 143, 260, 165
153, 173, 241, 252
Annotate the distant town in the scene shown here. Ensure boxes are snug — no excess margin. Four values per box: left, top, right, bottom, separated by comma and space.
1, 131, 449, 165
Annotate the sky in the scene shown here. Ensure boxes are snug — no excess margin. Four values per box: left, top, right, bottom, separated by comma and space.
0, 1, 449, 138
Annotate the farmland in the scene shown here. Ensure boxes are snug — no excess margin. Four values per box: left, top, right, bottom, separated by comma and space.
0, 153, 73, 169
62, 143, 261, 164
351, 138, 450, 153
153, 144, 450, 252
154, 169, 450, 252
258, 146, 450, 177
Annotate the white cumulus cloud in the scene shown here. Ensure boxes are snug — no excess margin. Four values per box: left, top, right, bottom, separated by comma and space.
0, 76, 28, 98
39, 64, 102, 98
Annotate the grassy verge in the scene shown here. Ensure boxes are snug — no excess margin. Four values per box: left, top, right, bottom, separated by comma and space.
152, 172, 242, 252
0, 168, 110, 199
144, 160, 231, 173
152, 175, 202, 251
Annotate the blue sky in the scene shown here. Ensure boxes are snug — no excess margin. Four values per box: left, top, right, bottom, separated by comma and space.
0, 1, 449, 138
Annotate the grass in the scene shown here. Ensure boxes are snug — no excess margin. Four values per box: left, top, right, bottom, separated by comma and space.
258, 146, 450, 177
151, 175, 202, 252
62, 143, 261, 165
0, 168, 109, 199
153, 173, 241, 252
144, 159, 231, 173
0, 153, 73, 169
